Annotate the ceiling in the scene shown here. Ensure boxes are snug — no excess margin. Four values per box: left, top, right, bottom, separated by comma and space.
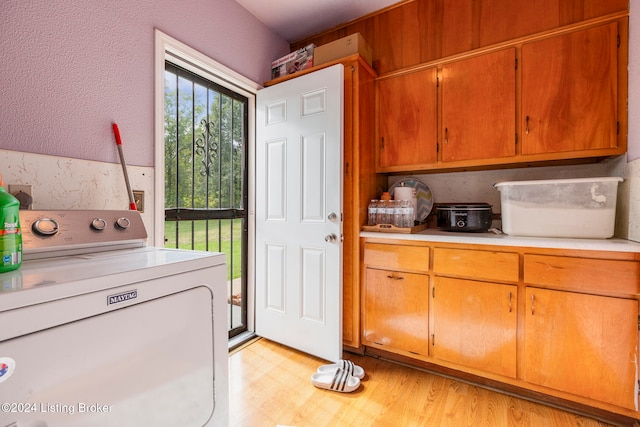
234, 0, 403, 42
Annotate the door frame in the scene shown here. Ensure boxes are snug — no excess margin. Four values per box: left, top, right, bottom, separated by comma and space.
153, 30, 260, 341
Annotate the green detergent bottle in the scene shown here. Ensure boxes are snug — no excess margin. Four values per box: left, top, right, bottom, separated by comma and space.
0, 174, 22, 273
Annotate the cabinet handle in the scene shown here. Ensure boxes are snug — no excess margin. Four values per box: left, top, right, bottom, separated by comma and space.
525, 116, 530, 135
386, 274, 404, 280
508, 291, 512, 313
444, 127, 449, 144
531, 294, 535, 315
431, 333, 435, 346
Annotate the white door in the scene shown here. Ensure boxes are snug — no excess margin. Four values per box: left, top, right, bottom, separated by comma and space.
256, 64, 344, 362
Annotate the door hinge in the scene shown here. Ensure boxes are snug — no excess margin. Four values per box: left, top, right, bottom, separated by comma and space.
436, 142, 439, 153
381, 137, 385, 150
436, 76, 439, 88
515, 57, 518, 70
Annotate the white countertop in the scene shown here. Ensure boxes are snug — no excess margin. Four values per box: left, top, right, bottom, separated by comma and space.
360, 229, 640, 253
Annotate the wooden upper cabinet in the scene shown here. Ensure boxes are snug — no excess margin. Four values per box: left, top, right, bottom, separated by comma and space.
293, 0, 629, 76
374, 0, 442, 74
441, 48, 516, 163
521, 23, 620, 156
441, 0, 628, 57
377, 67, 438, 171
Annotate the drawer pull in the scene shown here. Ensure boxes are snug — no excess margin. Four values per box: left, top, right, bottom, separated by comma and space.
386, 274, 404, 281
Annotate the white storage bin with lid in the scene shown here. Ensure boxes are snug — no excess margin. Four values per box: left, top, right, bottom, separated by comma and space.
494, 177, 623, 238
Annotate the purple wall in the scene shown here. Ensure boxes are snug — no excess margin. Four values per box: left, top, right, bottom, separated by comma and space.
0, 0, 288, 167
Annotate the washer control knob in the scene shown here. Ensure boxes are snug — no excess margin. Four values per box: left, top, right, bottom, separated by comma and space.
115, 217, 131, 230
32, 218, 59, 236
91, 218, 108, 231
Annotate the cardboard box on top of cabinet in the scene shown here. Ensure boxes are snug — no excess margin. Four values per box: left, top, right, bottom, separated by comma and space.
314, 33, 373, 67
271, 44, 315, 79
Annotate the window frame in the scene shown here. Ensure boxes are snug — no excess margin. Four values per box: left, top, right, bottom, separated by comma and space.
154, 30, 260, 339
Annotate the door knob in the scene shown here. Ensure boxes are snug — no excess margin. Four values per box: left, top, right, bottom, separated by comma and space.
328, 212, 338, 222
325, 233, 337, 243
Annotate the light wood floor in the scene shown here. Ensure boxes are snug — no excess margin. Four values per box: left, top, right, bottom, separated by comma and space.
228, 338, 632, 427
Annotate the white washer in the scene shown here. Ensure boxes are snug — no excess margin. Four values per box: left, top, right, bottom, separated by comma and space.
0, 210, 228, 427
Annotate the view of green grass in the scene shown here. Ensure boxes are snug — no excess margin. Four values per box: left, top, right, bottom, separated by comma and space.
164, 219, 243, 280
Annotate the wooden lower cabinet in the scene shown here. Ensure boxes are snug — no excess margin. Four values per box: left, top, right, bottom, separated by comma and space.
524, 287, 638, 410
362, 238, 640, 420
363, 267, 429, 356
432, 277, 517, 378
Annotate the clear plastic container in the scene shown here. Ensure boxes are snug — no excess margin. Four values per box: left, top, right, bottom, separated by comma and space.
401, 200, 414, 228
367, 200, 378, 226
393, 201, 403, 227
494, 177, 623, 239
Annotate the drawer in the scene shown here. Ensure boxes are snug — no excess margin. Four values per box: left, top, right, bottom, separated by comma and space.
364, 243, 429, 272
433, 247, 519, 282
524, 254, 640, 294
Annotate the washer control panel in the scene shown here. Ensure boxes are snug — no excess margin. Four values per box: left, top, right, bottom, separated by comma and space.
21, 210, 148, 257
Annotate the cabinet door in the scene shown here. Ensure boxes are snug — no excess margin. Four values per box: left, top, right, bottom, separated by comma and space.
521, 23, 618, 155
363, 268, 429, 355
432, 277, 517, 377
525, 287, 638, 410
377, 67, 438, 171
441, 48, 516, 163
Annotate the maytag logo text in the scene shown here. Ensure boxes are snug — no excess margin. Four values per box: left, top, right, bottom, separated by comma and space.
107, 290, 138, 305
